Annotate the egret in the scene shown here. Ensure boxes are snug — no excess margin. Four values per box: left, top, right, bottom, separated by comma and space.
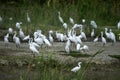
29, 39, 39, 57
65, 39, 71, 53
69, 17, 74, 25
8, 28, 13, 34
101, 31, 106, 46
16, 22, 22, 29
80, 27, 87, 40
58, 11, 64, 24
43, 36, 52, 47
13, 31, 21, 48
29, 38, 40, 48
93, 36, 98, 44
4, 33, 9, 47
109, 29, 116, 45
71, 62, 82, 73
90, 20, 97, 28
104, 28, 110, 39
117, 21, 120, 29
49, 30, 54, 45
80, 45, 89, 52
63, 23, 67, 29
91, 29, 95, 37
27, 12, 31, 23
23, 35, 30, 41
19, 28, 25, 40
82, 19, 85, 23
34, 36, 44, 47
76, 43, 81, 51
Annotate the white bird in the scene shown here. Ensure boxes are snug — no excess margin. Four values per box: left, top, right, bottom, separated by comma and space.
27, 12, 31, 23
117, 21, 120, 29
80, 45, 89, 52
93, 36, 98, 43
49, 31, 54, 45
13, 31, 21, 48
109, 29, 116, 45
91, 29, 95, 37
23, 35, 30, 41
104, 28, 110, 39
69, 17, 74, 25
29, 38, 40, 48
65, 39, 71, 53
71, 62, 82, 73
43, 36, 52, 47
80, 28, 87, 40
8, 28, 13, 34
76, 43, 81, 51
90, 20, 97, 28
63, 23, 67, 29
101, 31, 106, 46
29, 39, 39, 57
16, 22, 22, 29
4, 33, 9, 47
58, 11, 64, 24
34, 37, 44, 47
19, 28, 25, 40
82, 19, 85, 23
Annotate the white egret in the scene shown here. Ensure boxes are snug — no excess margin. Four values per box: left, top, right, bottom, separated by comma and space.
109, 29, 116, 45
29, 38, 40, 48
4, 33, 9, 47
104, 28, 110, 39
82, 19, 85, 23
29, 39, 39, 57
27, 12, 31, 23
80, 45, 89, 52
101, 31, 106, 46
65, 39, 71, 53
23, 35, 30, 41
34, 37, 44, 47
19, 28, 25, 40
16, 22, 22, 29
49, 30, 54, 45
117, 21, 120, 29
8, 28, 13, 34
71, 62, 82, 73
76, 43, 81, 51
63, 23, 67, 29
43, 36, 52, 47
93, 36, 98, 44
13, 31, 21, 48
90, 20, 97, 28
91, 29, 95, 37
80, 27, 87, 40
58, 11, 64, 24
69, 17, 74, 25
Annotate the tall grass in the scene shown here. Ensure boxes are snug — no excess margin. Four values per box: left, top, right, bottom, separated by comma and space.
0, 0, 120, 31
18, 49, 104, 80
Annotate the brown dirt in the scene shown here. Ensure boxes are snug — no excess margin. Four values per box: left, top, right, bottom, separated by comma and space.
0, 41, 120, 64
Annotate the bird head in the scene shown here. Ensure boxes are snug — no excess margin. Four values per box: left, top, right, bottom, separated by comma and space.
78, 62, 82, 65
